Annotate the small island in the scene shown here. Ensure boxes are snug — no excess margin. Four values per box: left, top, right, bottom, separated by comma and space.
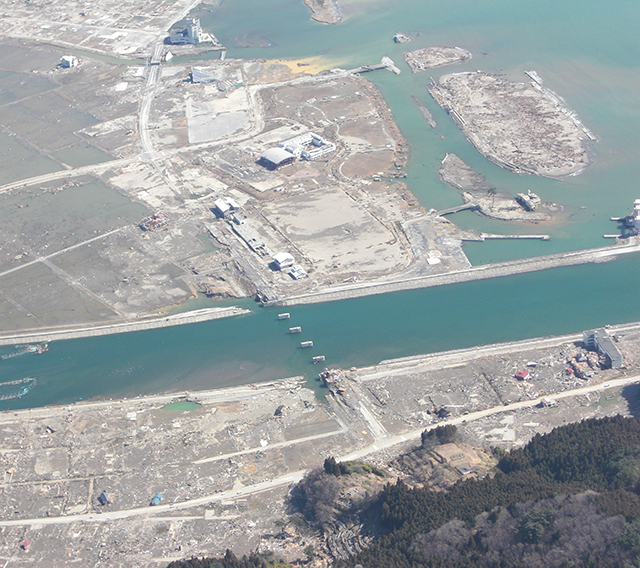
429, 71, 594, 178
303, 0, 342, 24
403, 46, 471, 72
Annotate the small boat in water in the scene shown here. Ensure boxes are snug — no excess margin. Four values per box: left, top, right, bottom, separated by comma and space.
289, 326, 302, 334
1, 343, 47, 360
312, 355, 325, 364
278, 313, 290, 320
300, 341, 313, 349
0, 377, 36, 401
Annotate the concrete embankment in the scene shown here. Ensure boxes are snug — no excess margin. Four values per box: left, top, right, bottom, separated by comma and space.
0, 306, 252, 346
360, 320, 640, 378
276, 240, 640, 306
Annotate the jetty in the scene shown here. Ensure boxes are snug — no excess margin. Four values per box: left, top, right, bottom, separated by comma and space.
350, 56, 401, 76
0, 307, 250, 347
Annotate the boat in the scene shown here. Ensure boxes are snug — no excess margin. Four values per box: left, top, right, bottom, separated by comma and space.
0, 377, 36, 401
300, 341, 314, 349
1, 345, 38, 360
289, 326, 302, 334
1, 343, 48, 360
278, 313, 291, 320
312, 355, 326, 364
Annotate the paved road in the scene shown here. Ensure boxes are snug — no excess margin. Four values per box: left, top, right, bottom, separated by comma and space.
0, 375, 636, 527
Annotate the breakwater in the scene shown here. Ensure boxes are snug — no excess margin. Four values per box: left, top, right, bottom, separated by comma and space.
0, 306, 251, 346
276, 239, 640, 306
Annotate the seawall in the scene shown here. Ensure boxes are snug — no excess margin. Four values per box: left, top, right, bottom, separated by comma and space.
276, 240, 640, 306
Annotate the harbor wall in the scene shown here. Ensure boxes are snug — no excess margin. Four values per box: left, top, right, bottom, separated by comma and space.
0, 306, 251, 346
277, 240, 640, 306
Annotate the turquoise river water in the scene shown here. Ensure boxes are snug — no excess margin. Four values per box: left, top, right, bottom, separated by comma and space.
1, 0, 639, 408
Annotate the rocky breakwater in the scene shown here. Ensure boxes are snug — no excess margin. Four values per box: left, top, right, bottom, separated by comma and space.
428, 72, 594, 178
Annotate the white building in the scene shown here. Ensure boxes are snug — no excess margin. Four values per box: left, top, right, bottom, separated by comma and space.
583, 328, 623, 369
60, 56, 78, 68
273, 252, 295, 270
213, 196, 240, 217
168, 18, 203, 45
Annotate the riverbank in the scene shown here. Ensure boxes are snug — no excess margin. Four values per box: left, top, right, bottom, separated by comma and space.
0, 306, 251, 346
275, 237, 640, 306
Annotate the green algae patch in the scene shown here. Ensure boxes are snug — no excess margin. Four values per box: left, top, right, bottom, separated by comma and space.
162, 401, 202, 412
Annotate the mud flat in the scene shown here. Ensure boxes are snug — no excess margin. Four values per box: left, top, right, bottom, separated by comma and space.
303, 0, 342, 24
411, 95, 437, 128
438, 153, 490, 190
428, 72, 593, 177
403, 46, 471, 72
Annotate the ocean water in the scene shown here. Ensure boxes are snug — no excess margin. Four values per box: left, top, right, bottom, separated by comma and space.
3, 0, 640, 408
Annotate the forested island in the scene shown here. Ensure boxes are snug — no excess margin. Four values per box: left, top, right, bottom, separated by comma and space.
170, 416, 640, 568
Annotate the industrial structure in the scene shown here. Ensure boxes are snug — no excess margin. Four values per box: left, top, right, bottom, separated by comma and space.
213, 196, 240, 218
583, 328, 624, 369
273, 252, 295, 270
167, 18, 204, 45
258, 148, 296, 170
259, 132, 336, 170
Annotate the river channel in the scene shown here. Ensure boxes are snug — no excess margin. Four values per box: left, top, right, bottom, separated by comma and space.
1, 0, 640, 409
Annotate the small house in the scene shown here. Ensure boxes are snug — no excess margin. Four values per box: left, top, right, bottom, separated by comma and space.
97, 491, 111, 506
60, 55, 78, 68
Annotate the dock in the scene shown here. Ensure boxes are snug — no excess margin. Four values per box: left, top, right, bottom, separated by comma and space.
480, 233, 550, 241
350, 56, 401, 76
